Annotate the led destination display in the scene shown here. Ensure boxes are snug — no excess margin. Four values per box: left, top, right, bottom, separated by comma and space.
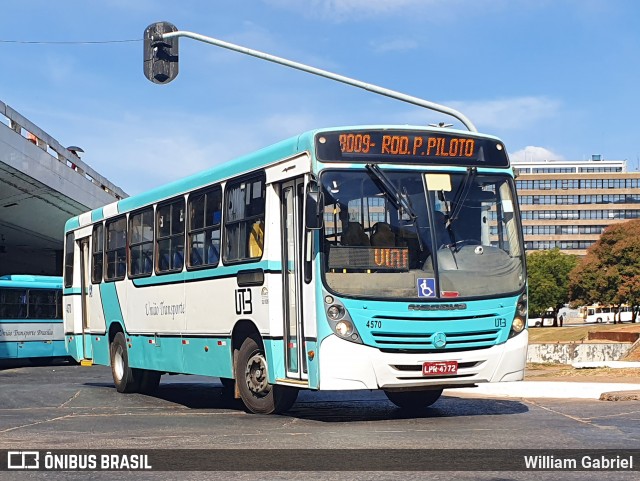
316, 130, 509, 167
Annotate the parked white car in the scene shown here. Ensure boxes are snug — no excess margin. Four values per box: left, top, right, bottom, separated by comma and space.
527, 315, 555, 327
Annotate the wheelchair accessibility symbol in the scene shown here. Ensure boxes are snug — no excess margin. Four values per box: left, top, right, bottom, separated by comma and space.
417, 278, 436, 298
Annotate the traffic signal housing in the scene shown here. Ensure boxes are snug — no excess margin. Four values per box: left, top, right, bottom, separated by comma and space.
143, 21, 179, 84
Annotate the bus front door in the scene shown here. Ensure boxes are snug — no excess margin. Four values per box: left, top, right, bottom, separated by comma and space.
79, 238, 92, 361
281, 177, 307, 381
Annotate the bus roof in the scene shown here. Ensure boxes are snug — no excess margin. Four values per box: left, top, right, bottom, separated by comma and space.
0, 275, 63, 289
64, 124, 505, 232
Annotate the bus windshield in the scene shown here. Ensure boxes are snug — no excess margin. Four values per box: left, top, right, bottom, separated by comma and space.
319, 169, 525, 300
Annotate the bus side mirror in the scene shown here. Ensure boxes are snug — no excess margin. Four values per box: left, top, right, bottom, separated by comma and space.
305, 189, 324, 230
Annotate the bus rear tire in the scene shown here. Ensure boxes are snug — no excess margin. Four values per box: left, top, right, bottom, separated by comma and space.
235, 335, 298, 414
110, 332, 141, 393
384, 389, 443, 410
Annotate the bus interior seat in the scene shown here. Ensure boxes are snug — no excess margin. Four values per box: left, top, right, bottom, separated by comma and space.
370, 222, 395, 247
191, 247, 203, 266
159, 253, 170, 271
207, 244, 220, 264
116, 260, 126, 278
143, 253, 153, 274
131, 258, 140, 276
341, 222, 370, 246
173, 249, 184, 269
249, 220, 264, 257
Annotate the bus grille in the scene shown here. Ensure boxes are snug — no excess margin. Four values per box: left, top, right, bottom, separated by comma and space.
370, 328, 501, 353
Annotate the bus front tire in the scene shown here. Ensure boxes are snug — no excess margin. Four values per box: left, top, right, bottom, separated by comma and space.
384, 389, 443, 410
235, 335, 298, 414
110, 332, 141, 393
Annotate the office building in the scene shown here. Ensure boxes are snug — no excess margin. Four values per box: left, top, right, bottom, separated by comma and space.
512, 156, 640, 255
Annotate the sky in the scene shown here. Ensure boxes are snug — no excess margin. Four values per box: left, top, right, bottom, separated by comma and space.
1, 0, 639, 195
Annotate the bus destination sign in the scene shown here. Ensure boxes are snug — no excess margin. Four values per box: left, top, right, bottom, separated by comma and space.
316, 130, 509, 167
328, 246, 409, 272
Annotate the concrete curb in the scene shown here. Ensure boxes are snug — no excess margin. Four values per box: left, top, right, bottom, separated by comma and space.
445, 381, 640, 400
599, 390, 640, 401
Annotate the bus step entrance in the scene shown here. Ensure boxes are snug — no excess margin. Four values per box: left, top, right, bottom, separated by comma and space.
80, 359, 94, 367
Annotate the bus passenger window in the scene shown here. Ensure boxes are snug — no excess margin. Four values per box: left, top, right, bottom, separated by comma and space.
64, 233, 74, 288
156, 198, 185, 273
105, 217, 127, 281
188, 187, 222, 268
129, 208, 153, 277
224, 175, 265, 262
92, 223, 104, 283
0, 288, 27, 318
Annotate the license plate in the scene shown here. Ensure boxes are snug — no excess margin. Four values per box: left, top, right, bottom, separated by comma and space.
422, 361, 458, 376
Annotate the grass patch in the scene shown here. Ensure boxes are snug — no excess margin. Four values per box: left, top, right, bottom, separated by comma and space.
528, 323, 640, 344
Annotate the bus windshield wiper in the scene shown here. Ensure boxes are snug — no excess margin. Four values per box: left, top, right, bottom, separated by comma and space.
446, 166, 477, 229
365, 164, 423, 252
440, 166, 476, 260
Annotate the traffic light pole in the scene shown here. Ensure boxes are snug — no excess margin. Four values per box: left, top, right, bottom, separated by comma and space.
154, 28, 477, 132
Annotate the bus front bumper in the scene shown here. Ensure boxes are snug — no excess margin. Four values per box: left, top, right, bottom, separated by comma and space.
318, 330, 528, 391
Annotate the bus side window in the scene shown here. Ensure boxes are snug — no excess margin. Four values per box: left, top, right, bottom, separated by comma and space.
92, 223, 104, 283
187, 186, 222, 269
0, 288, 27, 318
64, 233, 74, 288
224, 174, 265, 262
129, 208, 153, 277
105, 217, 127, 281
156, 198, 185, 274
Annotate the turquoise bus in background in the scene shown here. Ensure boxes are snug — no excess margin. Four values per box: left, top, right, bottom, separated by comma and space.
63, 125, 528, 414
0, 275, 66, 361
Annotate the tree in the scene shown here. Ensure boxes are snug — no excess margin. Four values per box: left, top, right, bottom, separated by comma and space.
527, 248, 579, 326
569, 219, 640, 323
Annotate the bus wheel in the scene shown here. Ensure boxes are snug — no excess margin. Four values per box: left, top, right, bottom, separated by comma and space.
138, 370, 161, 394
384, 389, 443, 410
110, 332, 141, 393
236, 335, 298, 414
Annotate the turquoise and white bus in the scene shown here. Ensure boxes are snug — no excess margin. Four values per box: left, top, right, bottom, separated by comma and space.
0, 275, 66, 361
63, 126, 528, 413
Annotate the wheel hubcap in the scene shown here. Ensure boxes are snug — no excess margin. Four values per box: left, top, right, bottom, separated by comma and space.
114, 347, 124, 381
245, 352, 269, 396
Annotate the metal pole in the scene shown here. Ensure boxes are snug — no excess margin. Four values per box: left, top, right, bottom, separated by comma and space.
159, 30, 477, 132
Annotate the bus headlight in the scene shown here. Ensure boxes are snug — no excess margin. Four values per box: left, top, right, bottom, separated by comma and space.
324, 293, 362, 344
517, 293, 527, 317
511, 317, 525, 334
335, 320, 353, 337
327, 305, 344, 320
509, 292, 528, 339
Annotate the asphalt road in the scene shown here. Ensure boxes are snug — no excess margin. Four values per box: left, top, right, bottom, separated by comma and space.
1, 360, 639, 480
